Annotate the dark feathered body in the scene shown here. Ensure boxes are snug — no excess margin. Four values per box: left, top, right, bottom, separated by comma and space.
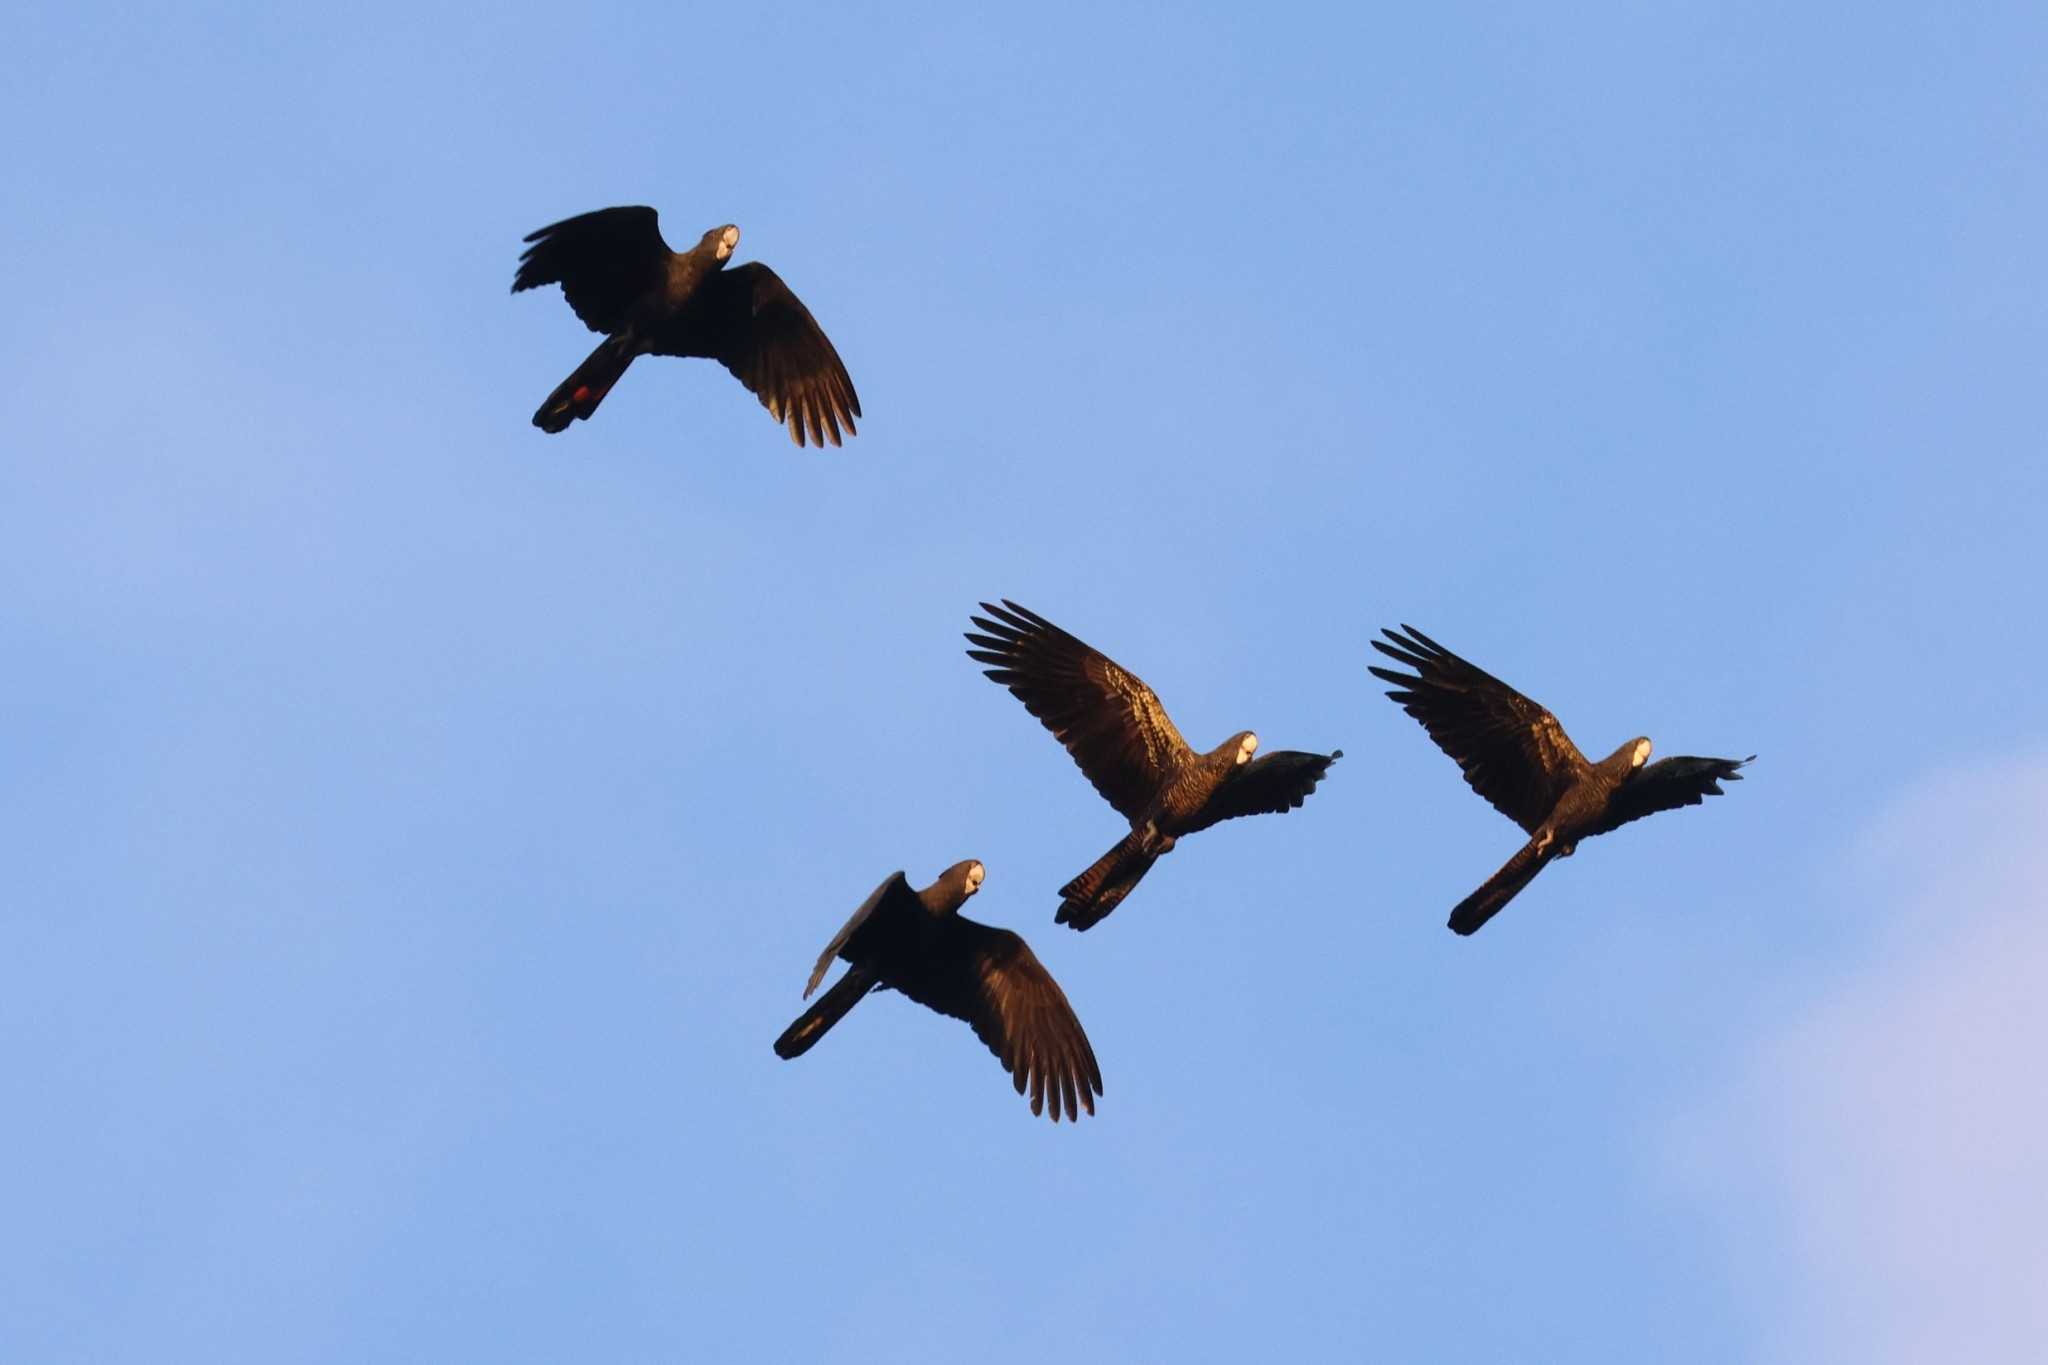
1543, 742, 1645, 853
1151, 735, 1253, 833
513, 206, 860, 445
826, 871, 973, 983
965, 601, 1340, 930
773, 861, 1102, 1122
1369, 626, 1750, 935
659, 248, 725, 316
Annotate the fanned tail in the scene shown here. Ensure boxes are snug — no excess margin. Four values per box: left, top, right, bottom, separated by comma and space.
1449, 837, 1555, 936
1056, 832, 1160, 932
773, 967, 876, 1059
533, 336, 636, 433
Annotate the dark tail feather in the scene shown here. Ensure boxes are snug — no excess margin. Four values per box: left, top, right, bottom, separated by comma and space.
533, 336, 635, 433
1056, 832, 1159, 932
773, 967, 876, 1059
1449, 837, 1554, 936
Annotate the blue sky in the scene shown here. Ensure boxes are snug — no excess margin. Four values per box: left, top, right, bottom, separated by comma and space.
5, 2, 2045, 1360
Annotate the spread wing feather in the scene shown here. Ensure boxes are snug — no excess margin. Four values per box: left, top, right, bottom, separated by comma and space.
965, 600, 1192, 822
886, 921, 1101, 1123
1588, 755, 1752, 838
512, 206, 672, 335
656, 262, 861, 448
1368, 625, 1589, 834
1183, 749, 1344, 833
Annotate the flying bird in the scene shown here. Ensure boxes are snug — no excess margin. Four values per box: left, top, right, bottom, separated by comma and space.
773, 860, 1102, 1122
966, 601, 1341, 931
1368, 625, 1751, 936
512, 206, 860, 446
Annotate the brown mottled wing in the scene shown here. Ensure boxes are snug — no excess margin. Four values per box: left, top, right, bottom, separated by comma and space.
965, 601, 1194, 823
1368, 625, 1590, 834
1182, 749, 1343, 834
801, 870, 917, 998
1586, 756, 1752, 838
656, 262, 862, 448
890, 918, 1101, 1122
512, 206, 672, 334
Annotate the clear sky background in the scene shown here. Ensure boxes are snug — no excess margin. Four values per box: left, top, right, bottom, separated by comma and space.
5, 3, 2045, 1360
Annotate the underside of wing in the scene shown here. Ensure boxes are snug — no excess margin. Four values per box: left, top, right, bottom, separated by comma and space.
965, 600, 1193, 823
1588, 754, 1753, 837
802, 870, 917, 998
513, 205, 672, 334
1184, 748, 1344, 833
655, 262, 862, 447
926, 922, 1101, 1122
1368, 625, 1588, 833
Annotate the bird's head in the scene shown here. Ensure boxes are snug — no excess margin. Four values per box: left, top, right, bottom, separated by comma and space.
1235, 731, 1259, 766
935, 859, 985, 910
1598, 737, 1651, 775
704, 224, 740, 262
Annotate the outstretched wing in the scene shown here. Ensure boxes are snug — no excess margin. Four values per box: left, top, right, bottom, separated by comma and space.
1183, 749, 1344, 833
512, 206, 673, 334
802, 870, 918, 998
1368, 625, 1589, 834
656, 262, 862, 448
965, 601, 1194, 823
1587, 755, 1752, 838
891, 920, 1103, 1123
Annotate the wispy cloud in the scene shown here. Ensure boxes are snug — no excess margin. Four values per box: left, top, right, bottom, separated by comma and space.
1669, 753, 2048, 1363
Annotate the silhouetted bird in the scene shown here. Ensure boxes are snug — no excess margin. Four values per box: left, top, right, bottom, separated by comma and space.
966, 601, 1341, 930
1368, 625, 1751, 935
512, 206, 859, 445
773, 860, 1102, 1122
